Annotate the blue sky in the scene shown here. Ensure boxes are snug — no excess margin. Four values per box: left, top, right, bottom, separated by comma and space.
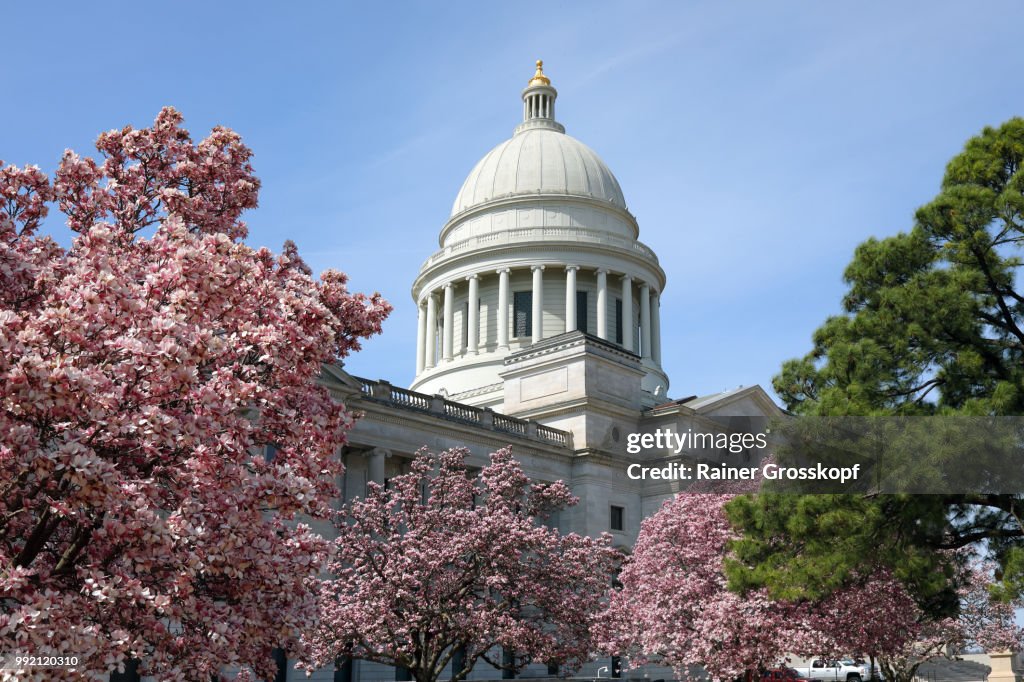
5, 1, 1024, 402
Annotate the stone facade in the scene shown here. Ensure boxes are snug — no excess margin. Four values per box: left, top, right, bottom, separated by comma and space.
295, 62, 783, 682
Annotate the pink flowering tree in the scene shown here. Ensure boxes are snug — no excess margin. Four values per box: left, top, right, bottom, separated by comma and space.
603, 489, 1024, 682
602, 493, 802, 681
301, 447, 620, 682
791, 569, 921, 676
858, 559, 1024, 682
0, 108, 390, 680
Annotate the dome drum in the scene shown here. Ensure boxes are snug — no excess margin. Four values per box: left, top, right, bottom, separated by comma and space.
410, 262, 668, 403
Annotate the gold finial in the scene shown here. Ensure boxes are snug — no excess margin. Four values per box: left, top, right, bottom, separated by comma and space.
528, 59, 551, 86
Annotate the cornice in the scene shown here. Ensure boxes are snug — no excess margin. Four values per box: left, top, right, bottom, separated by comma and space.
441, 193, 639, 243
349, 401, 573, 461
502, 331, 642, 367
412, 240, 666, 300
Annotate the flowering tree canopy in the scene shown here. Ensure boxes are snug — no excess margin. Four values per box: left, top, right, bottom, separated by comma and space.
604, 489, 1024, 682
863, 558, 1024, 682
602, 493, 799, 681
302, 447, 620, 682
0, 108, 390, 680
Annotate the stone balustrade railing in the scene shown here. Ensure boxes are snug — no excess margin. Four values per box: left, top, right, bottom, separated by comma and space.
421, 226, 659, 270
355, 377, 574, 450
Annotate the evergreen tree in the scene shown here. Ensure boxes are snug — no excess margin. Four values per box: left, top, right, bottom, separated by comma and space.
725, 118, 1024, 615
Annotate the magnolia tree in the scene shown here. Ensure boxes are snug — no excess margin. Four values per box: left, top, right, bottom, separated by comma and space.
860, 559, 1024, 682
301, 447, 620, 682
602, 493, 804, 680
604, 491, 1024, 682
0, 109, 390, 680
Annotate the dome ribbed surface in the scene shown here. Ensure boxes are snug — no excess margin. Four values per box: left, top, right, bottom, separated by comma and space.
451, 129, 626, 217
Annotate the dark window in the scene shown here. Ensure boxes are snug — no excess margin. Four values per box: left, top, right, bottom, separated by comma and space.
462, 301, 469, 348
272, 648, 287, 682
576, 290, 588, 333
614, 299, 623, 344
335, 657, 353, 682
264, 443, 279, 463
547, 663, 560, 676
109, 659, 141, 682
513, 291, 532, 337
610, 505, 625, 531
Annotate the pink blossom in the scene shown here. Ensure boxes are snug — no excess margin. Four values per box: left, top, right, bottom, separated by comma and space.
603, 489, 1024, 682
301, 447, 620, 682
0, 108, 391, 680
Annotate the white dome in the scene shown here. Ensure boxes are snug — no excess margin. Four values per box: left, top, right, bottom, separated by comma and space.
451, 128, 627, 217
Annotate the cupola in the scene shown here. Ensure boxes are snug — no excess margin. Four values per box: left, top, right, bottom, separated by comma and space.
516, 60, 565, 134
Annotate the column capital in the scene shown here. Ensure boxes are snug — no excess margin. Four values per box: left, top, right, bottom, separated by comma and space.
444, 281, 454, 290
565, 264, 580, 272
639, 281, 650, 290
465, 273, 479, 281
595, 267, 609, 275
496, 267, 511, 275
621, 273, 632, 282
531, 264, 545, 272
369, 447, 392, 459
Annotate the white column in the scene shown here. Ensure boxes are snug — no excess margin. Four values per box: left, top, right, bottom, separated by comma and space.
497, 268, 510, 349
640, 282, 651, 360
442, 282, 454, 361
424, 293, 437, 370
531, 265, 545, 344
621, 274, 633, 352
368, 447, 390, 485
466, 274, 479, 354
415, 300, 426, 375
651, 291, 662, 364
565, 265, 579, 333
596, 269, 608, 340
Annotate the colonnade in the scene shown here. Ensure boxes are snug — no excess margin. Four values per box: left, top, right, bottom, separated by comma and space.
524, 92, 554, 120
415, 265, 662, 374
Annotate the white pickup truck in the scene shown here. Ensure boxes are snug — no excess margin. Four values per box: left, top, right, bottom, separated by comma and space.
792, 659, 877, 682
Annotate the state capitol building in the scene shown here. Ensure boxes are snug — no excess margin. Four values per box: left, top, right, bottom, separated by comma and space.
311, 61, 782, 682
